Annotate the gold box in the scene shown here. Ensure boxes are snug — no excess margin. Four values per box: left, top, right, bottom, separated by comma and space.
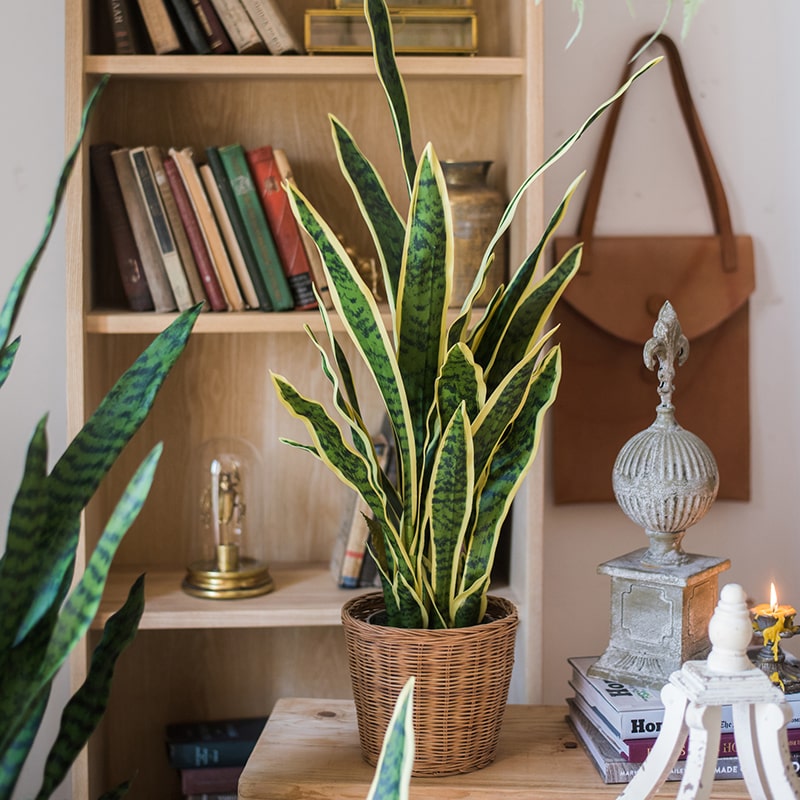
305, 9, 478, 55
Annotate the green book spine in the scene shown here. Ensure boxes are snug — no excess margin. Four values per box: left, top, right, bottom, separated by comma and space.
217, 144, 294, 311
206, 146, 272, 311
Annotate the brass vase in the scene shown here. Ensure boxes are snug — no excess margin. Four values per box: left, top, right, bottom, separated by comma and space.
442, 160, 507, 307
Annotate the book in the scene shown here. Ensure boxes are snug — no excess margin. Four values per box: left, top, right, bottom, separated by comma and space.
199, 163, 260, 309
184, 794, 237, 800
129, 146, 195, 310
246, 145, 316, 310
571, 687, 800, 763
207, 0, 267, 53
191, 0, 235, 53
135, 0, 183, 53
217, 143, 294, 311
146, 146, 208, 308
569, 656, 800, 740
89, 143, 154, 311
271, 148, 332, 310
163, 154, 228, 311
180, 764, 243, 794
165, 716, 267, 769
566, 698, 748, 784
166, 0, 212, 53
110, 147, 177, 311
205, 147, 272, 310
106, 0, 145, 54
238, 0, 303, 54
169, 146, 245, 311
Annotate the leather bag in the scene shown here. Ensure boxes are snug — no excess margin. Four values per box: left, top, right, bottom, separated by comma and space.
553, 33, 754, 504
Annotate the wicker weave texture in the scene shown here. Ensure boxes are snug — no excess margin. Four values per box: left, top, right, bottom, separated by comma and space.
341, 593, 519, 776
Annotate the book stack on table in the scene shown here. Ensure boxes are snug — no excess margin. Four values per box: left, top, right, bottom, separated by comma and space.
566, 655, 800, 784
165, 715, 267, 799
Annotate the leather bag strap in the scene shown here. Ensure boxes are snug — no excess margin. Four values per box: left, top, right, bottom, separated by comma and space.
577, 33, 738, 275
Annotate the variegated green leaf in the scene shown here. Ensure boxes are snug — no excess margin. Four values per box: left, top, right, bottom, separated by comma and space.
454, 349, 561, 627
436, 343, 484, 428
0, 337, 20, 389
0, 684, 48, 799
36, 575, 145, 800
365, 0, 416, 196
366, 677, 415, 800
427, 405, 473, 626
396, 145, 451, 466
332, 115, 405, 312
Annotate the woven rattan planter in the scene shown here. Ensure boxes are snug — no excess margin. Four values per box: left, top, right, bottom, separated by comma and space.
341, 592, 519, 776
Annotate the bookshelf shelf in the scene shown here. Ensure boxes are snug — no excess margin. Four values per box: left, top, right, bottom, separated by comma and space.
67, 1, 544, 797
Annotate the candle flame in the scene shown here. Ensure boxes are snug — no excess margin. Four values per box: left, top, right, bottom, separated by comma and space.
770, 582, 778, 611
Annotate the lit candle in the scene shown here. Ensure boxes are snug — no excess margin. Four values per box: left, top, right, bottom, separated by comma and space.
750, 582, 797, 661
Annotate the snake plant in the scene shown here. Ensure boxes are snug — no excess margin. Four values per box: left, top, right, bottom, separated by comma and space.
272, 0, 659, 629
0, 76, 199, 799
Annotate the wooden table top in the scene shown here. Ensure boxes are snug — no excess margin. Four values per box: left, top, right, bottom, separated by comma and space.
238, 700, 751, 799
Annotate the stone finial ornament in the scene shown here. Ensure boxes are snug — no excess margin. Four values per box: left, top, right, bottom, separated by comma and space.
612, 301, 719, 566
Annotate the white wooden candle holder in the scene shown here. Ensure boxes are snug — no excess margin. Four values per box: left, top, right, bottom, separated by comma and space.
617, 583, 800, 800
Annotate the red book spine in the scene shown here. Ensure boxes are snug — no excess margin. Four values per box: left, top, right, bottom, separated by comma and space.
163, 156, 228, 312
246, 145, 317, 310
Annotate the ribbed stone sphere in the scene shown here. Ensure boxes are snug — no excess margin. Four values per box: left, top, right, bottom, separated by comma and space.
612, 407, 719, 535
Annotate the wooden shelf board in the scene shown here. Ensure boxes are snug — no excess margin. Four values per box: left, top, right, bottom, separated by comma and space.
95, 563, 516, 631
85, 54, 524, 79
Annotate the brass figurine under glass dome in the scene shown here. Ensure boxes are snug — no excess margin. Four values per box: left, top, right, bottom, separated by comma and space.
183, 437, 274, 599
591, 301, 730, 689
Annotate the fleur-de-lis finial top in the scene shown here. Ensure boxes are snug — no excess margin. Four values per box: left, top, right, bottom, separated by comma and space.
643, 301, 689, 409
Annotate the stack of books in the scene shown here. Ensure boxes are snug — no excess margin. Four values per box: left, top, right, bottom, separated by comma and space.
105, 0, 304, 56
567, 655, 800, 784
91, 142, 331, 314
304, 0, 477, 55
165, 715, 268, 800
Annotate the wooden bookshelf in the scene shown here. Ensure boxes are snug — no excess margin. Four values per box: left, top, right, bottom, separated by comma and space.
65, 2, 544, 797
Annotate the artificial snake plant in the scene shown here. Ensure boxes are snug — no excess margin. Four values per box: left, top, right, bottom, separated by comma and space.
0, 76, 199, 799
272, 0, 660, 629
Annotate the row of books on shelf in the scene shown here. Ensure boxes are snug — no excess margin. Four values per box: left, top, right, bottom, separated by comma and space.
567, 655, 800, 784
165, 715, 268, 798
107, 0, 303, 56
91, 140, 332, 314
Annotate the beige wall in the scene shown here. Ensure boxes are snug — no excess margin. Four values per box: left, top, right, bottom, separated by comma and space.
542, 2, 800, 703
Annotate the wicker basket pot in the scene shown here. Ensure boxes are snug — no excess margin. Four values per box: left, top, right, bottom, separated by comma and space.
341, 592, 519, 776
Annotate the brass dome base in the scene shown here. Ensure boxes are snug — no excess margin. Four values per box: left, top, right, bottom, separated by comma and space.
182, 557, 274, 599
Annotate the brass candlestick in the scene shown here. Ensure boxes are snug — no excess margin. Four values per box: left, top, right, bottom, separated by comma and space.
750, 583, 800, 693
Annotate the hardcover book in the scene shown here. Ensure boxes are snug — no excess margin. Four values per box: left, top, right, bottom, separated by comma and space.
191, 0, 235, 53
204, 146, 272, 310
110, 147, 177, 311
129, 146, 195, 310
166, 0, 212, 53
169, 147, 245, 311
239, 0, 303, 54
180, 764, 243, 794
135, 0, 183, 53
165, 716, 267, 769
146, 145, 208, 308
217, 143, 294, 311
106, 0, 145, 54
272, 147, 332, 310
89, 143, 154, 311
163, 154, 228, 311
207, 0, 267, 53
246, 145, 316, 310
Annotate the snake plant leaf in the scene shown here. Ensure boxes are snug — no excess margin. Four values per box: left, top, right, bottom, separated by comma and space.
40, 446, 160, 680
0, 305, 200, 655
366, 677, 415, 800
0, 337, 20, 389
427, 405, 474, 626
468, 173, 584, 360
436, 343, 485, 428
0, 685, 49, 799
454, 349, 561, 627
332, 116, 405, 314
97, 781, 134, 800
35, 575, 145, 800
285, 183, 417, 525
482, 245, 581, 392
396, 145, 451, 465
0, 76, 108, 355
365, 0, 416, 197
